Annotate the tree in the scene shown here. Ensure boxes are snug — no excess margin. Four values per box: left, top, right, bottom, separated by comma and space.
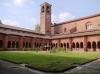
35, 24, 40, 32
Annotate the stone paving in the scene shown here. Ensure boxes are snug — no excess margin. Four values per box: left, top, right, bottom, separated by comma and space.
63, 58, 100, 74
0, 60, 44, 74
0, 59, 100, 74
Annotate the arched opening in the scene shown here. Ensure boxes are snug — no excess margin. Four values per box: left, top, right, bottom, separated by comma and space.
8, 41, 11, 48
64, 43, 66, 48
46, 6, 50, 13
29, 42, 31, 48
23, 42, 25, 48
72, 42, 75, 48
97, 41, 100, 49
0, 40, 3, 48
60, 43, 63, 47
67, 43, 69, 48
55, 43, 57, 47
41, 6, 44, 13
16, 41, 19, 48
36, 43, 38, 48
26, 42, 28, 48
76, 42, 79, 48
80, 42, 83, 48
53, 43, 55, 47
12, 41, 15, 48
87, 42, 91, 49
92, 41, 96, 51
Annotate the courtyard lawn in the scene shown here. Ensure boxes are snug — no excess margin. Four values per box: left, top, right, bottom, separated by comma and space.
0, 51, 99, 72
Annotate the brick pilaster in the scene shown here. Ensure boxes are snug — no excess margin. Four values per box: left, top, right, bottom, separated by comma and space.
84, 36, 88, 51
3, 35, 8, 49
19, 36, 23, 50
69, 38, 72, 51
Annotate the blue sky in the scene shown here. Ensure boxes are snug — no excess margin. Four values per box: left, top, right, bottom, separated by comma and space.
0, 0, 100, 30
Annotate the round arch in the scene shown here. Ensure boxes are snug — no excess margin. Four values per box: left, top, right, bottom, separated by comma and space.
76, 42, 79, 48
87, 42, 91, 49
92, 41, 96, 51
64, 43, 66, 48
72, 42, 75, 48
67, 43, 69, 48
80, 42, 83, 48
0, 40, 3, 48
97, 41, 100, 49
60, 43, 63, 47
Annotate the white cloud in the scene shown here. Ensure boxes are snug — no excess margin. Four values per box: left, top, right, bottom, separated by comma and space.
13, 0, 26, 7
2, 19, 20, 26
58, 12, 75, 22
52, 12, 75, 23
3, 0, 35, 7
13, 0, 34, 7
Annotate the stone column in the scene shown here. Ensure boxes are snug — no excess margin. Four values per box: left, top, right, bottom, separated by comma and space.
19, 36, 23, 50
84, 36, 88, 51
3, 35, 8, 49
69, 38, 72, 51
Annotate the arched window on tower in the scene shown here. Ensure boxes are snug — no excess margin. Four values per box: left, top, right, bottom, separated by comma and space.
41, 6, 44, 13
46, 6, 50, 13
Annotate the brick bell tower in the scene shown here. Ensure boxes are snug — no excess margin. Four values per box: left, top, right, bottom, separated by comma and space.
40, 2, 51, 35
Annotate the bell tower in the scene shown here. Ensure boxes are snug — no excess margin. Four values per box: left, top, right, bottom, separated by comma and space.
40, 2, 51, 35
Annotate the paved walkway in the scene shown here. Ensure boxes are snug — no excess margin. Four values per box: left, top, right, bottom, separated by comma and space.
63, 58, 100, 74
0, 60, 44, 74
0, 59, 100, 74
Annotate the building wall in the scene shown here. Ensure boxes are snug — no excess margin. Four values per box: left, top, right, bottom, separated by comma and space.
52, 15, 100, 35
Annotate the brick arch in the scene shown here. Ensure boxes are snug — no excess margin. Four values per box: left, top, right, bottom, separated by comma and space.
72, 42, 75, 48
87, 42, 91, 49
76, 42, 79, 48
67, 43, 69, 48
0, 40, 3, 48
60, 43, 63, 47
92, 41, 96, 51
80, 42, 83, 48
64, 43, 66, 48
8, 41, 11, 48
16, 41, 19, 48
12, 41, 15, 48
97, 41, 100, 49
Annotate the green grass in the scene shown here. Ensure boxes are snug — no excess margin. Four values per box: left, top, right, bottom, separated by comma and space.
0, 51, 99, 72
